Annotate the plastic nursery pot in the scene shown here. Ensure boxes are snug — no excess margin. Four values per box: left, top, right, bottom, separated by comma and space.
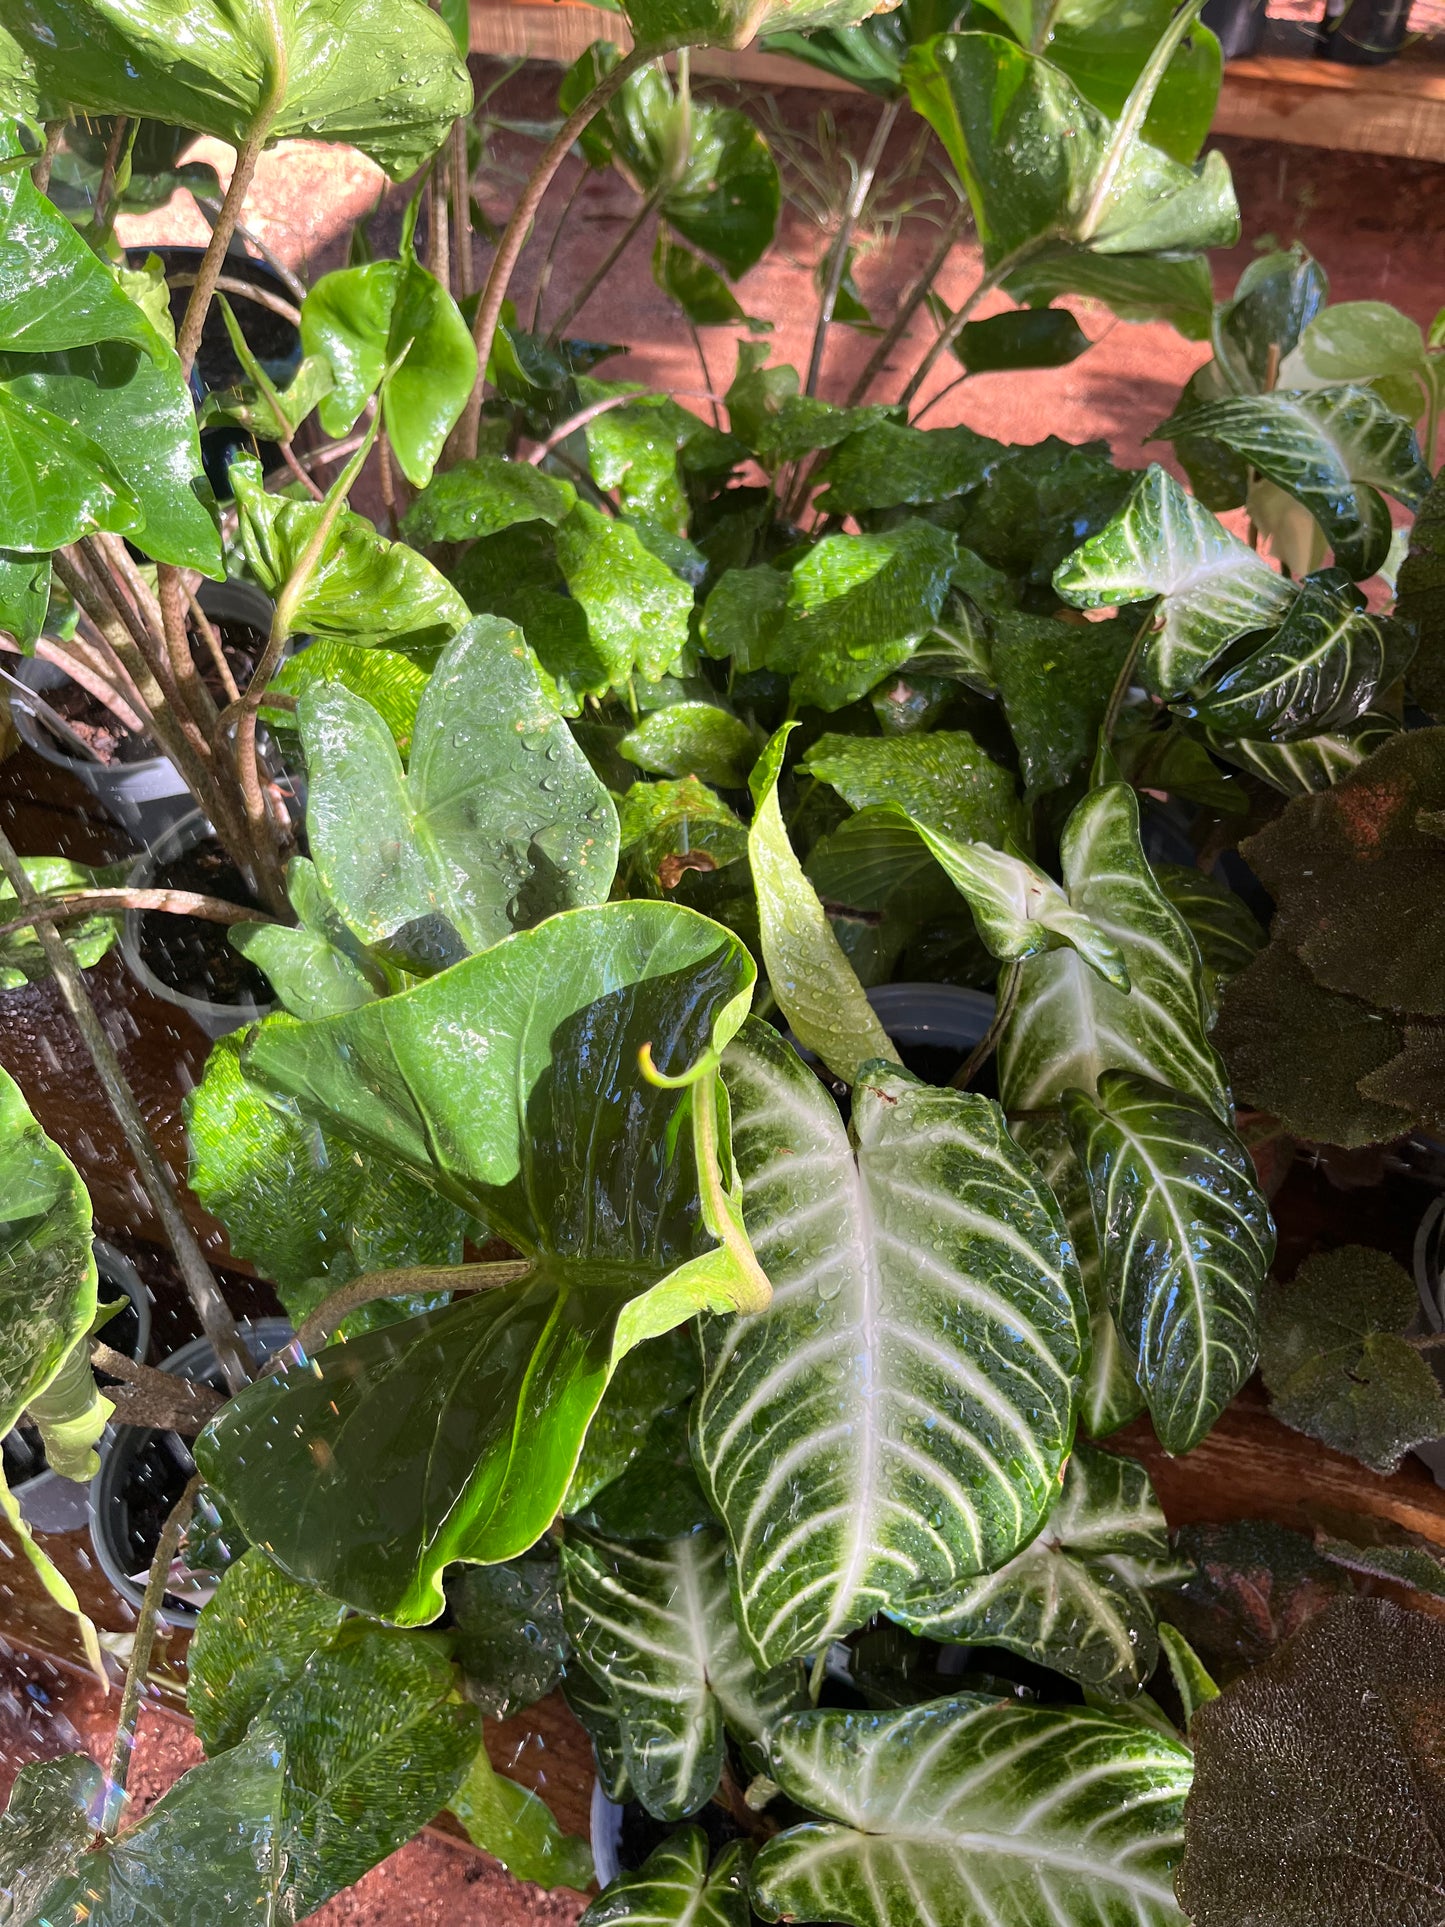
2, 1241, 152, 1536
785, 981, 996, 1091
88, 1317, 293, 1629
120, 808, 277, 1040
1317, 0, 1412, 63
1201, 0, 1269, 60
8, 578, 274, 845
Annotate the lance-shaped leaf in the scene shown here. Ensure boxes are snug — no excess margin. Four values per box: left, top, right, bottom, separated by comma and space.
0, 383, 141, 551
696, 1018, 1083, 1668
301, 257, 477, 488
799, 730, 1022, 848
999, 781, 1228, 1118
1157, 386, 1431, 582
5, 0, 470, 180
747, 726, 899, 1085
901, 815, 1128, 988
0, 1755, 103, 1926
1054, 465, 1296, 700
196, 899, 766, 1622
231, 455, 468, 654
449, 1742, 594, 1893
890, 1442, 1188, 1697
300, 616, 619, 964
751, 1694, 1194, 1927
582, 1830, 750, 1927
561, 1525, 805, 1820
1204, 708, 1398, 796
400, 455, 577, 547
1179, 566, 1414, 742
1151, 864, 1264, 1019
1063, 1069, 1272, 1455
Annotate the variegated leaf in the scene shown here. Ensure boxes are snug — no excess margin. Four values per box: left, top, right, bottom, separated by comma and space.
998, 783, 1229, 1120
581, 1830, 750, 1927
750, 1695, 1194, 1927
1064, 1070, 1273, 1455
1054, 465, 1296, 700
901, 814, 1128, 989
890, 1443, 1189, 1697
695, 1019, 1084, 1670
1157, 386, 1431, 581
1203, 710, 1398, 796
1178, 566, 1415, 741
560, 1525, 805, 1820
1151, 865, 1265, 1020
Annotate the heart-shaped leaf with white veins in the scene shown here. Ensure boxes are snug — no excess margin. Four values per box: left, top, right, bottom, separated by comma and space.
1054, 465, 1296, 700
1064, 1070, 1273, 1455
890, 1442, 1189, 1697
999, 782, 1228, 1120
561, 1525, 805, 1820
694, 1018, 1084, 1670
750, 1694, 1194, 1927
1157, 386, 1431, 582
580, 1830, 751, 1927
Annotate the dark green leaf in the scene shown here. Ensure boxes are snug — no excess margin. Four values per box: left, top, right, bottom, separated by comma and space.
1150, 864, 1264, 1016
620, 702, 758, 790
578, 1402, 716, 1541
956, 305, 1090, 373
1007, 249, 1216, 339
618, 776, 749, 894
449, 1744, 594, 1892
0, 382, 141, 550
1213, 244, 1330, 395
698, 566, 789, 674
814, 418, 1000, 517
949, 436, 1132, 591
565, 1327, 698, 1510
581, 1829, 749, 1927
1397, 467, 1445, 720
990, 611, 1134, 800
1315, 1533, 1445, 1598
448, 1551, 568, 1720
0, 1755, 102, 1926
653, 231, 752, 327
724, 343, 890, 469
1357, 1023, 1445, 1141
187, 1546, 349, 1757
1204, 708, 1398, 797
554, 500, 693, 696
401, 455, 576, 547
801, 729, 1021, 845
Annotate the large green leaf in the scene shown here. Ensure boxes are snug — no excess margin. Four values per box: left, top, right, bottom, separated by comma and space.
581, 1831, 750, 1927
696, 1018, 1083, 1668
0, 855, 121, 990
813, 420, 1000, 518
1007, 248, 1216, 339
449, 1743, 594, 1893
231, 455, 468, 654
196, 899, 766, 1622
0, 1755, 103, 1926
990, 610, 1134, 801
0, 332, 222, 574
1157, 386, 1430, 582
891, 1442, 1188, 1696
1203, 708, 1398, 797
999, 782, 1228, 1117
300, 257, 476, 488
554, 501, 694, 702
230, 854, 382, 1024
400, 455, 577, 547
1178, 566, 1413, 742
562, 1525, 805, 1819
799, 729, 1021, 846
620, 701, 758, 790
5, 0, 471, 179
187, 1546, 349, 1757
751, 1694, 1193, 1927
300, 617, 619, 963
747, 726, 899, 1085
1054, 465, 1296, 700
1064, 1069, 1272, 1455
0, 381, 141, 550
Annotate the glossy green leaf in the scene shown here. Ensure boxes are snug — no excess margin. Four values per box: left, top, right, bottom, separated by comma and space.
1281, 298, 1430, 422
720, 344, 888, 471
0, 1754, 103, 1927
696, 1018, 1083, 1667
1159, 387, 1430, 582
800, 729, 1021, 847
564, 1664, 633, 1803
989, 611, 1133, 801
579, 1402, 716, 1542
562, 1525, 805, 1819
1064, 1069, 1272, 1455
5, 0, 471, 179
576, 383, 725, 535
814, 419, 999, 517
1000, 781, 1228, 1117
449, 1743, 594, 1892
891, 1443, 1188, 1696
620, 701, 758, 790
1054, 465, 1296, 700
401, 455, 576, 548
1150, 864, 1264, 1017
268, 638, 430, 754
582, 1830, 749, 1927
565, 1328, 698, 1511
1203, 708, 1398, 797
0, 382, 142, 550
448, 1551, 568, 1720
748, 726, 898, 1084
1007, 248, 1216, 339
300, 617, 619, 963
0, 855, 121, 990
752, 1694, 1193, 1927
0, 548, 49, 647
1212, 244, 1330, 396
187, 1547, 349, 1758
621, 0, 904, 51
1259, 1246, 1445, 1476
699, 567, 789, 674
554, 500, 693, 699
951, 436, 1132, 594
301, 257, 477, 487
955, 304, 1090, 373
231, 455, 468, 654
196, 899, 765, 1622
653, 232, 752, 327
186, 1030, 468, 1308
618, 776, 749, 895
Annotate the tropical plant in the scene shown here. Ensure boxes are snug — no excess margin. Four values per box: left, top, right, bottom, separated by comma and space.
0, 0, 1441, 1921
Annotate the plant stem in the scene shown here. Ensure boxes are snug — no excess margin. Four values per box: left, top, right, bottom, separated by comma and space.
0, 889, 270, 945
0, 827, 253, 1394
899, 249, 1030, 410
686, 317, 721, 428
429, 140, 452, 295
527, 389, 641, 465
1100, 606, 1156, 749
806, 97, 900, 400
90, 115, 129, 242
548, 185, 662, 343
90, 1346, 225, 1433
949, 960, 1021, 1090
176, 131, 269, 381
282, 1261, 534, 1362
530, 165, 590, 332
458, 40, 668, 458
451, 115, 474, 301
845, 197, 969, 407
32, 119, 66, 195
102, 1473, 200, 1837
184, 590, 242, 704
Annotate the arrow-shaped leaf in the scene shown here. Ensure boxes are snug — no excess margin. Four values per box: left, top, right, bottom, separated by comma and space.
1063, 1069, 1273, 1455
581, 1830, 750, 1927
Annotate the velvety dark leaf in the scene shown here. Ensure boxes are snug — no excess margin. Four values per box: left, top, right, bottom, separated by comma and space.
187, 1547, 349, 1758
401, 455, 576, 547
580, 1830, 749, 1927
1316, 1533, 1445, 1599
990, 610, 1134, 799
448, 1551, 568, 1721
1165, 1519, 1349, 1682
1179, 1597, 1445, 1927
1259, 1246, 1445, 1475
1397, 466, 1445, 720
1358, 1022, 1445, 1140
0, 1754, 102, 1925
814, 419, 1000, 517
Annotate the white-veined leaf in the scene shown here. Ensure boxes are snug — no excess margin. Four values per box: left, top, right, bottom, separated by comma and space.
561, 1525, 804, 1820
1203, 709, 1398, 796
695, 1018, 1084, 1669
1054, 465, 1296, 699
1150, 865, 1265, 1019
1063, 1069, 1272, 1455
998, 782, 1228, 1119
580, 1829, 750, 1927
890, 1442, 1189, 1696
750, 1694, 1193, 1927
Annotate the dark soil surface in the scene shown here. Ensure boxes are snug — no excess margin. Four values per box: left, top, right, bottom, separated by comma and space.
136, 840, 271, 1008
41, 616, 265, 768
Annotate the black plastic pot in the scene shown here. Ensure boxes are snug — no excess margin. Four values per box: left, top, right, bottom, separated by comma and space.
1317, 0, 1412, 63
783, 982, 996, 1094
88, 1318, 291, 1627
1201, 0, 1269, 60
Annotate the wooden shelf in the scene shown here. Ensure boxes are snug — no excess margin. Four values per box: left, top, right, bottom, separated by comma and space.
468, 1, 1445, 159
